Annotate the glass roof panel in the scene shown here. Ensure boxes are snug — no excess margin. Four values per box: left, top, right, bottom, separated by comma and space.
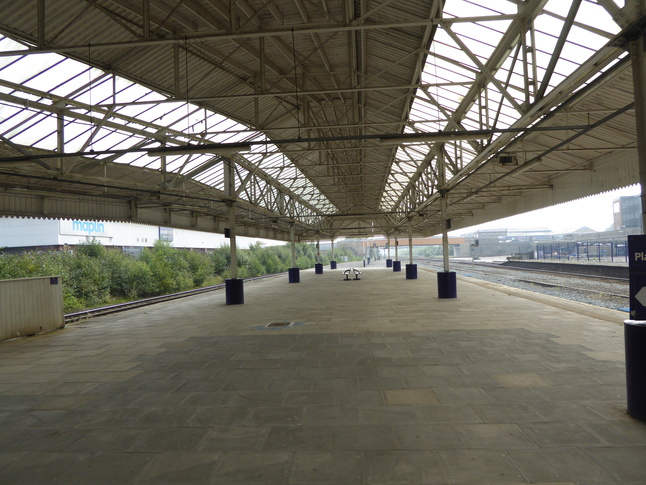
380, 0, 625, 211
0, 34, 333, 217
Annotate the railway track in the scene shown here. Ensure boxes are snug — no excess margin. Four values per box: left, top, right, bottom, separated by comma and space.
422, 258, 628, 282
418, 259, 630, 311
64, 273, 282, 324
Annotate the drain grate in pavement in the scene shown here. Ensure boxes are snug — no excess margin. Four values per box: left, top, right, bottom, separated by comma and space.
266, 321, 293, 327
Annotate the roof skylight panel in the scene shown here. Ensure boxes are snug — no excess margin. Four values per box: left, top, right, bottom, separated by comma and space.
127, 102, 186, 129
8, 113, 54, 147
0, 103, 24, 130
0, 106, 47, 138
409, 103, 441, 122
163, 154, 198, 174
453, 0, 515, 16
0, 46, 334, 215
401, 144, 431, 158
197, 165, 224, 186
21, 58, 69, 93
0, 55, 60, 87
100, 131, 148, 152
127, 155, 155, 168
448, 28, 500, 64
65, 69, 110, 107
63, 121, 93, 152
48, 67, 95, 98
0, 36, 25, 54
192, 171, 217, 186
431, 40, 478, 74
576, 0, 623, 34
29, 130, 58, 151
118, 102, 174, 125
107, 79, 151, 105
207, 112, 236, 130
104, 151, 147, 167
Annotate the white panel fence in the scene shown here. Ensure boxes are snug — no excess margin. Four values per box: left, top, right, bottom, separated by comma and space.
0, 276, 64, 342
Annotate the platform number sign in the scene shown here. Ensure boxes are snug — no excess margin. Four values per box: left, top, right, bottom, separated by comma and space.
628, 235, 646, 320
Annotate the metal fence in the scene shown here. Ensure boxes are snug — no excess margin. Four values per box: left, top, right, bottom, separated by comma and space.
536, 241, 628, 263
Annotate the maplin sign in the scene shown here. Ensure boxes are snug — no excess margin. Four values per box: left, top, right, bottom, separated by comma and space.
72, 221, 105, 234
59, 219, 111, 237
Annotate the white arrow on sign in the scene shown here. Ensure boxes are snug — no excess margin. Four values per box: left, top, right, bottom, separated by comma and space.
636, 287, 646, 307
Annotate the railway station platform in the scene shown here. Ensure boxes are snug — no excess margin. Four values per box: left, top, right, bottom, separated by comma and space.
0, 262, 645, 484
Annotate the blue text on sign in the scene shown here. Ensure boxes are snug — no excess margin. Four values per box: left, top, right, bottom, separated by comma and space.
72, 220, 105, 234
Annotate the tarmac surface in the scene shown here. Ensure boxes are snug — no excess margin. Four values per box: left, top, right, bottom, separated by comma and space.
0, 261, 645, 484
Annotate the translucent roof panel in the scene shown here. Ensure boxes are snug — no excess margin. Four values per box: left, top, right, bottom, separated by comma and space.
0, 35, 334, 217
380, 0, 624, 211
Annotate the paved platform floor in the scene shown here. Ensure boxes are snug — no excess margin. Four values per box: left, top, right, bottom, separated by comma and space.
1, 262, 645, 484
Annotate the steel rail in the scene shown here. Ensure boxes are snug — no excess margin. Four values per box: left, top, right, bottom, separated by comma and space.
421, 258, 629, 282
514, 278, 628, 299
64, 273, 284, 324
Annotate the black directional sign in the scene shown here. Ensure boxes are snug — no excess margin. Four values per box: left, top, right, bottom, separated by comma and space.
628, 235, 646, 320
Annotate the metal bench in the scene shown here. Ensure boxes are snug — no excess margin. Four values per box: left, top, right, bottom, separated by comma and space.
342, 268, 362, 281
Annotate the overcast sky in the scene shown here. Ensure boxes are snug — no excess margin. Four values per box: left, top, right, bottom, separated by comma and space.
453, 184, 641, 235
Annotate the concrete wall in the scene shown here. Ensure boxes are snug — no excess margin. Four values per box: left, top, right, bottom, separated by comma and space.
0, 276, 64, 342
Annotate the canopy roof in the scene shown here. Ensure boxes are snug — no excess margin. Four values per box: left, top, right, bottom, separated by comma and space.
0, 0, 639, 241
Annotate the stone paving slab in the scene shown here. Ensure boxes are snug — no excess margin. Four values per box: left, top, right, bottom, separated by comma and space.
0, 262, 645, 484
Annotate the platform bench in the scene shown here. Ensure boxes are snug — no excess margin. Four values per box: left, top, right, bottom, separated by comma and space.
343, 268, 362, 281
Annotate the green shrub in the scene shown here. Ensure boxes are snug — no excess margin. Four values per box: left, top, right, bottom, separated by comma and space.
67, 253, 111, 306
212, 246, 230, 275
76, 239, 107, 258
0, 237, 365, 313
140, 241, 193, 294
184, 250, 214, 286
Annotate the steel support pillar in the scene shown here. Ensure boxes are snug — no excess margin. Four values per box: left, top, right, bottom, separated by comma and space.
289, 224, 299, 283
225, 201, 244, 305
393, 236, 401, 271
224, 156, 243, 305
406, 222, 417, 280
315, 236, 323, 274
438, 149, 457, 298
632, 25, 646, 233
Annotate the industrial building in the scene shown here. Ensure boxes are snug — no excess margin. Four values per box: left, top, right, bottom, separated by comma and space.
614, 194, 643, 232
0, 216, 263, 254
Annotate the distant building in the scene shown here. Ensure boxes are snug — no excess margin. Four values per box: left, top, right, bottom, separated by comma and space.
506, 228, 553, 241
474, 228, 507, 239
0, 217, 264, 254
613, 195, 642, 231
571, 226, 596, 234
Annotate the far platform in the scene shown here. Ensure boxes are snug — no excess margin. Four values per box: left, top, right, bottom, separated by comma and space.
0, 261, 644, 484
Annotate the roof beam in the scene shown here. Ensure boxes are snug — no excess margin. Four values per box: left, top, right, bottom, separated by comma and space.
535, 0, 582, 102
0, 17, 518, 58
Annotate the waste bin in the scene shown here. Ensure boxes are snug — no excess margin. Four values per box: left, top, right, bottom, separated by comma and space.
405, 264, 417, 280
437, 271, 457, 299
288, 267, 300, 283
225, 278, 244, 305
